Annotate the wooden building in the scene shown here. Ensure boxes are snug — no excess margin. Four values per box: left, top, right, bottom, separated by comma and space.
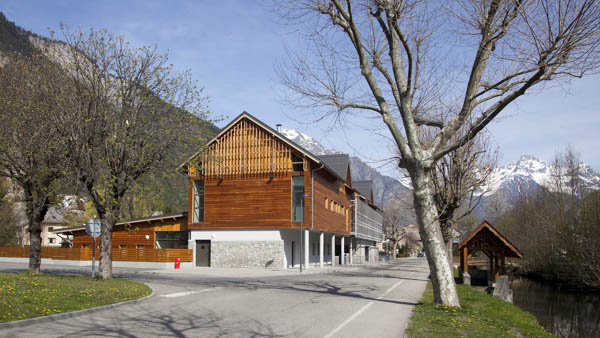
61, 112, 382, 269
181, 112, 382, 268
57, 212, 189, 250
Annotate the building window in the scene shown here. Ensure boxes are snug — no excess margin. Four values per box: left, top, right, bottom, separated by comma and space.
48, 238, 55, 244
193, 180, 204, 223
120, 245, 127, 249
291, 153, 304, 172
137, 245, 144, 249
325, 197, 328, 209
292, 176, 305, 222
155, 231, 188, 249
48, 227, 54, 231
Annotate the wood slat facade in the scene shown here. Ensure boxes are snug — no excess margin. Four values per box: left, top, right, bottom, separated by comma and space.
73, 215, 188, 249
190, 117, 295, 177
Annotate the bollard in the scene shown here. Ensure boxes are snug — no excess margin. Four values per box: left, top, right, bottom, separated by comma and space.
175, 257, 181, 269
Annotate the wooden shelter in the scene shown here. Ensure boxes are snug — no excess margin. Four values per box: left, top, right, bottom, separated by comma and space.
458, 220, 523, 280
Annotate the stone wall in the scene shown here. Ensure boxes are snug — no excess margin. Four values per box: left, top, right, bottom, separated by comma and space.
211, 240, 284, 269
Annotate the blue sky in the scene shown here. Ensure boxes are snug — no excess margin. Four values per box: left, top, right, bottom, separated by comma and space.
2, 1, 599, 176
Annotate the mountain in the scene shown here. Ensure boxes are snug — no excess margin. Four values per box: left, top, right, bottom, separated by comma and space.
481, 155, 600, 201
280, 128, 414, 215
0, 12, 218, 219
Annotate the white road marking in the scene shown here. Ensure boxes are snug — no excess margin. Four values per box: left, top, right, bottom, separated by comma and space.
323, 272, 415, 338
160, 287, 221, 298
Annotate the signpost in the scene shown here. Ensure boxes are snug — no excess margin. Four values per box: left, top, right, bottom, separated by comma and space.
85, 216, 101, 278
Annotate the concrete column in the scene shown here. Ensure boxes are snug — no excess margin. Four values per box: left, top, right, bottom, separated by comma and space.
304, 229, 310, 269
341, 237, 345, 265
319, 232, 324, 268
331, 235, 336, 266
349, 239, 353, 265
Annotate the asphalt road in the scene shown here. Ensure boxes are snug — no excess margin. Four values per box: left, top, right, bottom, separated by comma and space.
0, 258, 430, 338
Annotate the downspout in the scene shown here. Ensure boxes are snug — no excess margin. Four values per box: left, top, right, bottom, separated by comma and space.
311, 163, 325, 230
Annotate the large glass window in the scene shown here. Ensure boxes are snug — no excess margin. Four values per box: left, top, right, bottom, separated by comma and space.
292, 176, 305, 222
155, 231, 188, 249
193, 180, 204, 223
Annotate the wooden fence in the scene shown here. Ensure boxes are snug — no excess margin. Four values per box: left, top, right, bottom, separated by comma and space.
0, 247, 193, 262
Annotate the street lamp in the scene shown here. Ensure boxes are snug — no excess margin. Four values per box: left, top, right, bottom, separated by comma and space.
85, 216, 101, 278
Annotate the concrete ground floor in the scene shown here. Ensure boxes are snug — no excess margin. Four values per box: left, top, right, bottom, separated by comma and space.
188, 229, 379, 269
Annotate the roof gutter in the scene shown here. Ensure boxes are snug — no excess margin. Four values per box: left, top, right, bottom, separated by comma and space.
311, 163, 326, 230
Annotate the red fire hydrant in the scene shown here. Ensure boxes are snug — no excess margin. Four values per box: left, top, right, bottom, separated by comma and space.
175, 258, 181, 269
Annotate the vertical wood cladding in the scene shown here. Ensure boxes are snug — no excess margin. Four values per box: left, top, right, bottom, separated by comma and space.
312, 168, 352, 236
73, 216, 188, 248
191, 117, 293, 177
189, 173, 310, 229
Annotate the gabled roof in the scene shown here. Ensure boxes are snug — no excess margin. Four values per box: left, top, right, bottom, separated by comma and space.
353, 180, 374, 202
319, 154, 350, 183
458, 220, 523, 258
179, 111, 351, 184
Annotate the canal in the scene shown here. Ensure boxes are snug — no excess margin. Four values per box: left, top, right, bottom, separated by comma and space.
511, 277, 600, 337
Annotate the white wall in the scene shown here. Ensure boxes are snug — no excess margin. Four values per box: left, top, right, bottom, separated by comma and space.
190, 230, 282, 242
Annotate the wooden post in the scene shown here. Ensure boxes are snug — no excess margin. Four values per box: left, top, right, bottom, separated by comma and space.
461, 247, 468, 274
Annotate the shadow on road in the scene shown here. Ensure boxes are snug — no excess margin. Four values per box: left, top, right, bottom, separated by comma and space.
21, 304, 290, 338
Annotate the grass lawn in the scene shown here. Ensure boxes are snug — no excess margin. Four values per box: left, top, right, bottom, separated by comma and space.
405, 283, 552, 337
0, 273, 151, 323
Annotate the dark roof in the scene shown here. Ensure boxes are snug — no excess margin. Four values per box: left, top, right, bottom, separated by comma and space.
458, 220, 523, 258
353, 181, 374, 202
51, 212, 188, 234
319, 154, 349, 181
116, 212, 188, 225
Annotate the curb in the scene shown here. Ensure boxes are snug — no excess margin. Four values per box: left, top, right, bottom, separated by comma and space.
0, 284, 155, 330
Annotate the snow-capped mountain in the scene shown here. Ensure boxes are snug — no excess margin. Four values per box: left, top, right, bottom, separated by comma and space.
482, 155, 600, 200
279, 128, 340, 156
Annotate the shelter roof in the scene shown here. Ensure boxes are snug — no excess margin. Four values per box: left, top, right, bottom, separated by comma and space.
458, 220, 523, 258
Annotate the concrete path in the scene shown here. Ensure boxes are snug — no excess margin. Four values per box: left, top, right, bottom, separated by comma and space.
0, 258, 430, 338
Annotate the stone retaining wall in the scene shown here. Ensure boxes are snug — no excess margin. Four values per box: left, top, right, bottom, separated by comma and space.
211, 241, 284, 269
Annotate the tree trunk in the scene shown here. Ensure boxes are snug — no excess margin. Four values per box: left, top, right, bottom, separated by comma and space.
411, 168, 460, 307
25, 192, 49, 274
98, 213, 115, 280
28, 221, 42, 273
440, 220, 455, 272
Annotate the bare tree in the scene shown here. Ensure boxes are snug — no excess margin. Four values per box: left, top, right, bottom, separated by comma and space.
383, 205, 407, 257
0, 52, 72, 272
430, 129, 498, 269
276, 0, 600, 305
57, 27, 211, 279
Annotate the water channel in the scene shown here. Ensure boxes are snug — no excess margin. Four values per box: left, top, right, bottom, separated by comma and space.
511, 277, 600, 337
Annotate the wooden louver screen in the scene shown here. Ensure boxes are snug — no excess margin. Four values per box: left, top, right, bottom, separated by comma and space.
197, 118, 293, 177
